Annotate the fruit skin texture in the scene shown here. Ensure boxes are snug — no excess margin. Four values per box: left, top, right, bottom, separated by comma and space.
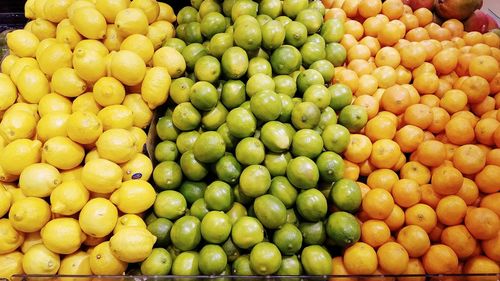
464, 10, 491, 33
434, 0, 483, 20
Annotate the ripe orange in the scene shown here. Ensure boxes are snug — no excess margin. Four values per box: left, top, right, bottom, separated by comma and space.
416, 140, 446, 167
422, 244, 459, 274
362, 188, 395, 220
403, 104, 433, 130
459, 75, 490, 104
378, 21, 403, 46
469, 55, 499, 82
481, 232, 500, 262
374, 47, 401, 68
397, 225, 431, 258
463, 255, 500, 281
430, 165, 464, 195
343, 242, 378, 275
420, 184, 443, 209
359, 36, 381, 56
366, 168, 399, 191
480, 193, 500, 217
471, 96, 496, 117
372, 66, 398, 89
452, 144, 486, 175
441, 224, 477, 259
365, 115, 396, 142
330, 257, 357, 281
395, 125, 425, 153
344, 134, 373, 163
381, 0, 404, 20
377, 242, 409, 274
391, 178, 421, 208
344, 159, 360, 181
465, 207, 500, 240
383, 204, 405, 232
405, 27, 430, 42
427, 107, 451, 134
361, 219, 391, 248
442, 19, 464, 38
456, 178, 479, 206
353, 94, 379, 118
474, 165, 500, 194
405, 203, 437, 233
436, 195, 468, 226
359, 159, 377, 177
439, 89, 468, 114
475, 118, 500, 146
399, 42, 426, 70
444, 117, 476, 146
369, 139, 401, 169
400, 258, 426, 281
380, 85, 411, 115
414, 8, 433, 27
363, 16, 386, 37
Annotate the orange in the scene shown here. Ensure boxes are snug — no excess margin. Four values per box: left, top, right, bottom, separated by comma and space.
359, 36, 381, 56
482, 32, 500, 48
420, 94, 440, 108
456, 53, 476, 76
491, 47, 500, 62
359, 159, 377, 177
374, 47, 400, 68
413, 8, 433, 27
362, 188, 395, 220
475, 165, 500, 194
413, 72, 439, 94
399, 258, 426, 281
378, 22, 402, 46
432, 48, 459, 75
431, 165, 464, 196
376, 111, 398, 127
429, 27, 452, 41
420, 39, 442, 61
361, 219, 391, 248
324, 8, 347, 22
471, 96, 495, 117
412, 61, 436, 77
372, 66, 397, 89
475, 118, 499, 146
495, 127, 500, 147
481, 232, 500, 262
480, 193, 500, 217
444, 117, 475, 146
405, 27, 430, 42
403, 104, 433, 130
397, 225, 430, 258
341, 0, 361, 18
400, 42, 427, 70
441, 224, 477, 260
395, 65, 412, 85
422, 244, 459, 274
366, 168, 398, 191
444, 143, 458, 160
347, 44, 371, 62
400, 161, 430, 185
402, 84, 420, 105
380, 85, 411, 115
391, 178, 421, 208
353, 94, 379, 118
334, 69, 360, 93
364, 115, 396, 142
439, 89, 468, 114
429, 222, 446, 243
343, 242, 378, 275
459, 75, 490, 104
452, 111, 479, 127
405, 203, 437, 233
363, 16, 386, 37
349, 59, 374, 77
399, 13, 419, 32
452, 144, 486, 175
345, 20, 365, 41
330, 257, 357, 281
427, 107, 450, 134
341, 34, 359, 51
416, 140, 446, 167
344, 159, 360, 181
383, 204, 405, 232
376, 242, 409, 274
391, 152, 407, 172
442, 19, 464, 38
394, 125, 424, 153
344, 134, 372, 164
470, 43, 493, 56
420, 184, 442, 209
369, 139, 401, 169
436, 195, 468, 226
463, 255, 500, 281
435, 78, 453, 98
451, 37, 466, 48
381, 0, 403, 20
456, 178, 479, 206
465, 207, 500, 240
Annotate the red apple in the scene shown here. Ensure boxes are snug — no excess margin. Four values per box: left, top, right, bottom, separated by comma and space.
464, 10, 489, 33
434, 0, 483, 20
409, 0, 434, 10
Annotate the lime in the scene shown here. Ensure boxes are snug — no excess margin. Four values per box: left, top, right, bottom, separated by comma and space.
226, 201, 248, 224
201, 211, 232, 244
260, 121, 292, 153
156, 115, 180, 141
291, 101, 321, 129
233, 16, 262, 51
154, 140, 178, 162
277, 95, 294, 123
239, 165, 271, 197
163, 38, 187, 53
217, 123, 239, 151
176, 24, 188, 42
270, 45, 302, 75
296, 188, 328, 222
308, 0, 325, 14
200, 12, 226, 39
249, 91, 282, 121
182, 43, 208, 69
180, 150, 209, 181
316, 151, 345, 183
171, 251, 199, 275
296, 69, 324, 94
283, 0, 308, 18
326, 211, 361, 247
199, 244, 227, 275
235, 137, 265, 165
246, 73, 275, 97
153, 161, 183, 190
273, 223, 303, 255
322, 124, 350, 154
177, 6, 198, 24
325, 42, 347, 67
330, 179, 362, 213
328, 83, 353, 111
221, 80, 246, 109
222, 237, 241, 263
286, 208, 299, 225
170, 77, 194, 105
145, 213, 158, 225
231, 0, 258, 21
277, 255, 303, 276
247, 57, 273, 77
291, 129, 323, 158
179, 181, 207, 205
140, 248, 172, 275
276, 16, 292, 27
199, 0, 222, 19
232, 255, 255, 275
154, 190, 187, 220
338, 105, 368, 133
184, 22, 203, 44
250, 242, 282, 275
226, 108, 257, 138
189, 81, 219, 111
261, 20, 285, 50
274, 75, 296, 97
321, 19, 345, 43
301, 245, 332, 275
259, 0, 282, 19
233, 186, 253, 207
215, 154, 242, 185
172, 102, 201, 131
231, 216, 264, 249
221, 47, 249, 80
253, 194, 287, 229
171, 216, 201, 251
209, 33, 234, 58
201, 102, 228, 130
147, 218, 173, 247
306, 33, 326, 47
264, 152, 292, 177
300, 42, 326, 67
192, 131, 226, 164
190, 198, 210, 220
257, 14, 273, 26
176, 131, 200, 154
267, 176, 296, 208
204, 181, 234, 212
296, 9, 323, 34
318, 106, 338, 131
309, 60, 334, 83
286, 156, 319, 189
303, 84, 331, 110
194, 56, 221, 84
284, 21, 308, 47
300, 221, 327, 246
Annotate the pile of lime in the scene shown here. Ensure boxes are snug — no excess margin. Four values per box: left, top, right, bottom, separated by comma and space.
143, 0, 368, 276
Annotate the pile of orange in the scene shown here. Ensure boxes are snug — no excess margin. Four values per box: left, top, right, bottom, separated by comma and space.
322, 0, 500, 278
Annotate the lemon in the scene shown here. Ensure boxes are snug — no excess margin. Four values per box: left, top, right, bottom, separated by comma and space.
41, 218, 86, 254
50, 179, 89, 215
67, 0, 95, 19
105, 51, 116, 76
24, 0, 36, 19
72, 49, 106, 83
89, 241, 127, 274
74, 39, 109, 57
59, 251, 92, 277
152, 47, 186, 79
37, 43, 72, 78
95, 0, 129, 23
158, 2, 176, 22
0, 219, 25, 255
23, 21, 34, 33
43, 0, 73, 23
0, 74, 17, 111
81, 158, 123, 193
1, 54, 19, 75
33, 0, 49, 19
8, 57, 39, 84
120, 34, 154, 63
42, 136, 85, 170
0, 166, 20, 183
50, 67, 87, 98
0, 139, 42, 176
110, 50, 146, 86
97, 105, 134, 130
30, 19, 57, 40
22, 244, 60, 274
60, 166, 83, 182
16, 67, 50, 104
21, 231, 42, 253
109, 226, 156, 263
0, 185, 12, 218
56, 19, 83, 49
113, 214, 147, 234
79, 198, 118, 237
18, 163, 62, 197
35, 38, 57, 61
92, 76, 125, 107
0, 251, 24, 278
9, 196, 51, 233
147, 20, 175, 49
122, 94, 154, 128
0, 110, 37, 142
129, 0, 159, 24
110, 179, 156, 214
66, 111, 103, 145
69, 7, 107, 39
7, 103, 40, 121
129, 126, 148, 153
38, 93, 72, 117
84, 149, 101, 163
120, 153, 153, 181
141, 66, 171, 109
115, 8, 149, 36
96, 128, 137, 164
35, 112, 70, 142
103, 24, 124, 52
6, 30, 40, 58
4, 184, 26, 203
72, 92, 103, 115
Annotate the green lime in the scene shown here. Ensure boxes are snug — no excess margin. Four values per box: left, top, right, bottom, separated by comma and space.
190, 198, 209, 220
171, 216, 201, 251
180, 150, 209, 181
231, 216, 264, 249
204, 181, 234, 212
296, 69, 324, 94
328, 83, 353, 111
201, 211, 232, 244
194, 56, 221, 84
222, 237, 241, 263
182, 43, 208, 70
239, 165, 271, 197
154, 190, 187, 220
321, 18, 345, 43
300, 42, 326, 67
325, 42, 347, 67
286, 156, 319, 189
260, 121, 292, 153
291, 129, 323, 158
287, 208, 299, 225
301, 245, 332, 275
217, 123, 239, 151
235, 137, 265, 166
309, 0, 326, 14
253, 194, 287, 229
199, 244, 227, 275
163, 38, 187, 53
167, 245, 182, 263
199, 0, 222, 19
277, 95, 294, 123
192, 131, 226, 163
154, 140, 178, 162
202, 102, 228, 131
259, 0, 282, 18
318, 107, 338, 131
330, 179, 362, 213
338, 104, 368, 133
172, 102, 201, 131
326, 211, 361, 247
179, 181, 207, 205
222, 0, 236, 16
268, 176, 297, 208
291, 101, 321, 129
274, 75, 296, 97
176, 24, 188, 42
250, 90, 282, 121
282, 0, 308, 18
270, 45, 302, 75
226, 201, 248, 224
250, 242, 282, 275
233, 16, 262, 51
221, 80, 246, 109
145, 212, 158, 225
177, 6, 198, 24
221, 46, 249, 79
299, 221, 326, 245
172, 251, 199, 275
303, 84, 331, 110
184, 22, 203, 44
189, 81, 219, 111
226, 107, 257, 138
309, 59, 334, 83
316, 151, 344, 183
277, 255, 303, 276
232, 255, 255, 276
247, 57, 273, 77
321, 124, 350, 154
306, 33, 326, 47
261, 20, 285, 50
157, 115, 180, 141
273, 223, 303, 255
284, 21, 308, 47
170, 77, 194, 105
209, 33, 234, 58
176, 131, 200, 154
275, 16, 292, 27
296, 188, 328, 222
257, 14, 273, 26
140, 248, 172, 275
246, 73, 275, 97
147, 218, 173, 247
153, 161, 183, 190
231, 0, 258, 22
296, 9, 323, 34
215, 154, 242, 185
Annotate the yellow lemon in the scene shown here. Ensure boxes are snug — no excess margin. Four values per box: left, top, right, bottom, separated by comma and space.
89, 241, 127, 275
152, 46, 186, 78
37, 42, 73, 77
22, 244, 60, 274
6, 30, 40, 58
50, 67, 87, 98
21, 231, 42, 254
110, 50, 146, 86
74, 39, 109, 57
30, 18, 57, 40
6, 103, 39, 121
81, 158, 123, 193
141, 66, 171, 109
43, 0, 74, 23
38, 93, 72, 117
0, 109, 37, 142
56, 19, 83, 49
157, 2, 176, 22
24, 0, 36, 19
0, 184, 12, 218
69, 7, 107, 39
129, 126, 148, 153
42, 136, 85, 170
4, 184, 26, 203
84, 149, 100, 163
73, 48, 106, 82
120, 34, 154, 63
16, 67, 50, 104
67, 0, 95, 19
0, 251, 24, 278
33, 0, 49, 19
95, 0, 129, 23
96, 128, 137, 164
113, 214, 147, 234
79, 198, 118, 237
0, 219, 24, 255
129, 0, 160, 24
8, 197, 51, 232
23, 21, 34, 32
66, 111, 103, 145
1, 54, 19, 75
110, 179, 155, 214
115, 8, 149, 37
59, 251, 92, 277
35, 38, 58, 62
147, 20, 175, 49
18, 162, 62, 197
0, 166, 18, 183
102, 24, 124, 52
41, 218, 86, 254
50, 179, 89, 215
0, 139, 42, 176
60, 166, 83, 182
120, 153, 153, 181
122, 94, 153, 129
97, 105, 134, 130
9, 57, 39, 84
105, 50, 115, 76
72, 92, 103, 115
109, 226, 156, 263
92, 76, 125, 107
35, 112, 70, 142
0, 74, 17, 111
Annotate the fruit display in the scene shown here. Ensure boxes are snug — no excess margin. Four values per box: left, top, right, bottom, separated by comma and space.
0, 0, 499, 279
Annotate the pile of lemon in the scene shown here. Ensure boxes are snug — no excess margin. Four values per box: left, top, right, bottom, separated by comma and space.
0, 0, 180, 277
